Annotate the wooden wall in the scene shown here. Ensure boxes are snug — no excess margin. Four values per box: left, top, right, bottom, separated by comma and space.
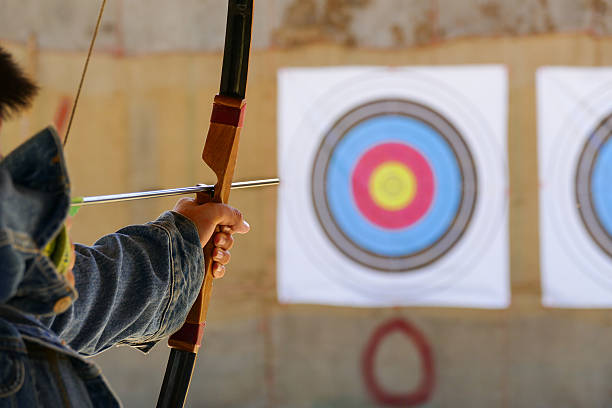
3, 33, 612, 407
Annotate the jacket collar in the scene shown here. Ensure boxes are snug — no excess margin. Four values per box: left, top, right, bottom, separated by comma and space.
0, 127, 76, 315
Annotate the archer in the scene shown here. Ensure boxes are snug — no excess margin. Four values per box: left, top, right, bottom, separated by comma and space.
0, 46, 249, 407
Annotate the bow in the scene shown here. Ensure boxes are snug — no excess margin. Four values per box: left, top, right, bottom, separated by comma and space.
156, 1, 254, 407
64, 1, 253, 405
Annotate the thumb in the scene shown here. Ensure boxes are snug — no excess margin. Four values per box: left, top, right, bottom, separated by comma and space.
174, 199, 250, 247
208, 203, 250, 235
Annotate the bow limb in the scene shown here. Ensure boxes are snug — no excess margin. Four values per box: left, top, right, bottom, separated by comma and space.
156, 1, 253, 407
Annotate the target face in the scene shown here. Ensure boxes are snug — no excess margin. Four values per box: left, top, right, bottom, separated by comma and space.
278, 66, 508, 308
312, 100, 478, 271
576, 113, 612, 258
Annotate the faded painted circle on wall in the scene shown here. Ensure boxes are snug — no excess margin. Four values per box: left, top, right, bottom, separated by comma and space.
362, 318, 435, 406
576, 113, 612, 258
311, 99, 478, 271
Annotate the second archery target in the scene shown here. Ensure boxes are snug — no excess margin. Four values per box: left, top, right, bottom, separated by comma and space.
278, 66, 509, 308
575, 113, 612, 259
539, 67, 612, 307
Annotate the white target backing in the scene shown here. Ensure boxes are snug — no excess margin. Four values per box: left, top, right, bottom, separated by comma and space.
277, 66, 509, 308
539, 67, 612, 307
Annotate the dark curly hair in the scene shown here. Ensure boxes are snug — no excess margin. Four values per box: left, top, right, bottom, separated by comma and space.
0, 46, 38, 120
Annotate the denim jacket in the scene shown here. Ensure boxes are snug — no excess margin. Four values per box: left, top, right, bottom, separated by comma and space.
0, 127, 205, 407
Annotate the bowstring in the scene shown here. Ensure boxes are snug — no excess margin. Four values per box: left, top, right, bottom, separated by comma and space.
63, 0, 107, 147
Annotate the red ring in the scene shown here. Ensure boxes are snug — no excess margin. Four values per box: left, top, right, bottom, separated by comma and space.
362, 318, 435, 406
351, 143, 435, 230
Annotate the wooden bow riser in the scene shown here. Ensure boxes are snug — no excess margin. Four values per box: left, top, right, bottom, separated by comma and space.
167, 95, 245, 353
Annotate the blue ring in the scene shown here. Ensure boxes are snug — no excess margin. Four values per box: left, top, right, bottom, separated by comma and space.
326, 115, 462, 256
592, 138, 612, 236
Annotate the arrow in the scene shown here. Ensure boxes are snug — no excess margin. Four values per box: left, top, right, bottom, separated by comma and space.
71, 178, 278, 208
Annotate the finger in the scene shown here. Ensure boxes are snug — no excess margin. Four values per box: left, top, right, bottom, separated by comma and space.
212, 248, 231, 265
213, 232, 234, 250
209, 204, 250, 234
67, 242, 76, 287
212, 263, 225, 279
69, 242, 76, 270
66, 270, 75, 287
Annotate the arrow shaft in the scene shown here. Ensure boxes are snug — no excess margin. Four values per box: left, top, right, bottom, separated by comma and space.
73, 178, 278, 206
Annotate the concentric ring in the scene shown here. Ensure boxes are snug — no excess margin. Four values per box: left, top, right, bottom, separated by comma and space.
576, 112, 612, 258
352, 142, 435, 229
311, 99, 478, 272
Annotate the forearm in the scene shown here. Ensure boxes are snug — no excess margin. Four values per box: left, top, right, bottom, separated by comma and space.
41, 211, 204, 356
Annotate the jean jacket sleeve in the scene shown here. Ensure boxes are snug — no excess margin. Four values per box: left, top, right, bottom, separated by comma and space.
41, 211, 204, 356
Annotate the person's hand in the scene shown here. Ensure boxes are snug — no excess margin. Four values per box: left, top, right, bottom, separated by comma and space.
173, 198, 250, 278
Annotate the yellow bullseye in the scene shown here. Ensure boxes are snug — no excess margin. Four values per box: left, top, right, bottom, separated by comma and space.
369, 162, 416, 211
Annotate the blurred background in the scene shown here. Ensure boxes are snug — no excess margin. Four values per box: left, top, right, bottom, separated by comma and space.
3, 0, 612, 407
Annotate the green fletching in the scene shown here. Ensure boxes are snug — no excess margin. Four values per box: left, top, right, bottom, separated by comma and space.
70, 197, 83, 217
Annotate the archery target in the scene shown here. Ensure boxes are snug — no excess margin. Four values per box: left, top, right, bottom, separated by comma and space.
539, 67, 612, 307
311, 100, 477, 271
278, 66, 509, 308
